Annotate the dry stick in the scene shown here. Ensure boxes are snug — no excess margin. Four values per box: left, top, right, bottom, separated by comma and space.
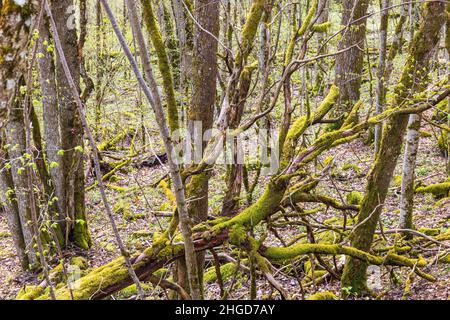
209, 248, 225, 298
108, 0, 201, 299
43, 0, 145, 300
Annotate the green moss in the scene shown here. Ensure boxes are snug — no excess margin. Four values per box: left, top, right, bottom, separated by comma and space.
220, 180, 286, 228
1, 0, 31, 16
114, 200, 144, 221
73, 199, 91, 250
307, 291, 338, 300
262, 242, 426, 277
312, 22, 331, 33
129, 230, 152, 240
50, 257, 131, 300
416, 182, 450, 199
17, 285, 44, 300
284, 0, 318, 65
106, 184, 128, 193
417, 228, 440, 236
229, 224, 247, 246
47, 256, 88, 284
315, 229, 341, 244
48, 263, 64, 283
117, 282, 152, 299
0, 231, 11, 238
204, 262, 243, 283
346, 191, 363, 205
97, 129, 131, 152
297, 0, 317, 38
393, 175, 402, 187
437, 131, 448, 155
153, 268, 169, 279
235, 0, 265, 65
438, 254, 450, 264
140, 0, 179, 133
419, 130, 432, 138
70, 256, 88, 270
434, 197, 450, 207
342, 163, 361, 174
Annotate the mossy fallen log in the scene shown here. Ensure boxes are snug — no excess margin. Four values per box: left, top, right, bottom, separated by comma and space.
260, 243, 434, 281
32, 225, 435, 300
416, 182, 450, 198
97, 127, 133, 152
307, 291, 338, 300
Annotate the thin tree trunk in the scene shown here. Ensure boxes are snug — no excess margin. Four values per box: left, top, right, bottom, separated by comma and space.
50, 0, 91, 248
384, 0, 408, 85
0, 136, 28, 269
38, 15, 66, 238
334, 0, 370, 123
399, 113, 421, 237
95, 0, 104, 140
446, 15, 450, 175
161, 1, 180, 87
374, 0, 390, 153
0, 0, 43, 270
184, 0, 220, 296
6, 82, 39, 268
140, 0, 179, 134
79, 0, 94, 103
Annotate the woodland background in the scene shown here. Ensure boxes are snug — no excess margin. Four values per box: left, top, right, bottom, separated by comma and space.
0, 0, 449, 300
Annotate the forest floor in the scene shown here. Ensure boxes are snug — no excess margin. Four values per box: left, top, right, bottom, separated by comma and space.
0, 116, 449, 300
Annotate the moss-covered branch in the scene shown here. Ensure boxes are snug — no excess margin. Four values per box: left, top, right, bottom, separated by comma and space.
260, 243, 434, 281
140, 0, 179, 133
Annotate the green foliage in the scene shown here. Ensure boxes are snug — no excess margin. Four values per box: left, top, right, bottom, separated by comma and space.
346, 191, 363, 205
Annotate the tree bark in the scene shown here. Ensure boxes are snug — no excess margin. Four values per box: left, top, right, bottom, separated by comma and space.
0, 136, 28, 269
183, 0, 220, 295
0, 0, 40, 269
374, 0, 390, 153
50, 0, 91, 249
334, 0, 370, 122
446, 14, 450, 175
399, 114, 421, 236
37, 15, 66, 237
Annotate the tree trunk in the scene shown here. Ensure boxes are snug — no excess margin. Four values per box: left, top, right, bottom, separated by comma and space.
50, 0, 91, 249
0, 0, 41, 269
37, 15, 66, 239
446, 15, 450, 175
0, 136, 28, 269
334, 0, 370, 122
183, 0, 220, 295
399, 114, 421, 236
221, 0, 267, 216
6, 82, 39, 268
341, 2, 447, 295
140, 0, 179, 134
374, 0, 389, 153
